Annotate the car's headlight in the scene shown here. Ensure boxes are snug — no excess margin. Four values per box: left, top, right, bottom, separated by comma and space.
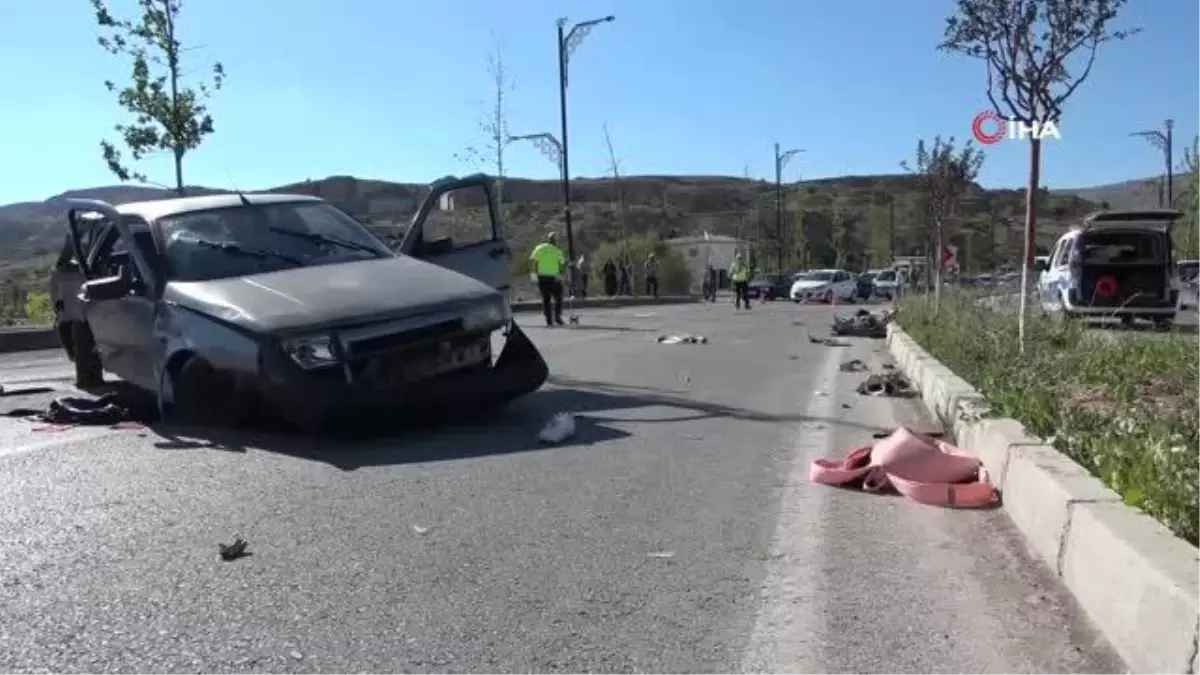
283, 335, 338, 369
462, 299, 510, 331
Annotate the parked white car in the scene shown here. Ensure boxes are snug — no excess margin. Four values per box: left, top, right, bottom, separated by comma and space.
871, 268, 907, 299
790, 269, 857, 303
1036, 209, 1181, 327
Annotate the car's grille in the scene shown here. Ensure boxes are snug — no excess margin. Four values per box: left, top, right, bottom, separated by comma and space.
343, 319, 464, 358
349, 332, 490, 390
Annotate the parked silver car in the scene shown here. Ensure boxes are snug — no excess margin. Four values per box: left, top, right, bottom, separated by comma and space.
49, 174, 548, 429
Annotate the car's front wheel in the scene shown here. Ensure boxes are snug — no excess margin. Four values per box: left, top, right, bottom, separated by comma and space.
172, 356, 255, 427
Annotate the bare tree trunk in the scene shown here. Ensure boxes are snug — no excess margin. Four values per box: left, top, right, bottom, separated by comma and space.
933, 218, 943, 314
1017, 136, 1043, 352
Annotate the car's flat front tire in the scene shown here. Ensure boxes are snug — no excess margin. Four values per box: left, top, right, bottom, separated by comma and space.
172, 356, 255, 427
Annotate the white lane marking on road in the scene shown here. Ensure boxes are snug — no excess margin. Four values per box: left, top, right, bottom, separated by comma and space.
0, 425, 120, 459
740, 343, 841, 674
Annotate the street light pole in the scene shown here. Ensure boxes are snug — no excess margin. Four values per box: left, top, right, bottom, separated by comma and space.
556, 15, 615, 264
773, 143, 803, 272
1131, 119, 1175, 208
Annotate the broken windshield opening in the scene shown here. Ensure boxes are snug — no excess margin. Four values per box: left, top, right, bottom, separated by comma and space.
158, 201, 393, 282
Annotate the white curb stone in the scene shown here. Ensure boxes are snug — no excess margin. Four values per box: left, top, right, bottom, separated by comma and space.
886, 323, 1200, 675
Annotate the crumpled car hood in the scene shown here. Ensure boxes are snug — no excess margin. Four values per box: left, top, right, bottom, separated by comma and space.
163, 256, 500, 334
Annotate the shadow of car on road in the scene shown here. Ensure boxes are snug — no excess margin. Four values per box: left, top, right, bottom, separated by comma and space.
142, 375, 892, 471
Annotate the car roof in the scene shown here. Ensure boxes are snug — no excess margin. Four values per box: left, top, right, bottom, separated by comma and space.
115, 192, 324, 221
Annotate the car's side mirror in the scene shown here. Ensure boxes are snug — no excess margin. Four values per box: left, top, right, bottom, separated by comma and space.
82, 274, 132, 302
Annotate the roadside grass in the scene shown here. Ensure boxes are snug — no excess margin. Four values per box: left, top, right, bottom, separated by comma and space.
897, 290, 1199, 546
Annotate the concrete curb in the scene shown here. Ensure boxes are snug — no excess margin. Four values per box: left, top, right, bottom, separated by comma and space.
0, 296, 700, 355
886, 322, 1200, 675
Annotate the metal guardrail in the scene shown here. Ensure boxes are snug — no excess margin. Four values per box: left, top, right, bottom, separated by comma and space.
0, 295, 700, 354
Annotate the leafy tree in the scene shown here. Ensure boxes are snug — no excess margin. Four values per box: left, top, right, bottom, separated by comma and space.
593, 235, 692, 295
456, 40, 514, 204
92, 0, 225, 193
940, 0, 1137, 348
902, 137, 985, 312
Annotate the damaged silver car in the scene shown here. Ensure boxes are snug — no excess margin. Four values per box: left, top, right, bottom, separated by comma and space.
49, 175, 548, 429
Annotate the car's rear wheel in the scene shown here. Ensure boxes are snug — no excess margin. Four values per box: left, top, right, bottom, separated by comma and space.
1153, 316, 1174, 331
172, 356, 255, 427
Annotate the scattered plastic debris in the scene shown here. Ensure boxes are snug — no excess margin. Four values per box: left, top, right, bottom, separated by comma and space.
647, 551, 676, 559
856, 372, 917, 398
657, 334, 708, 345
412, 525, 430, 535
218, 537, 250, 561
810, 427, 997, 507
839, 359, 869, 372
831, 309, 894, 339
808, 334, 850, 347
290, 651, 304, 661
538, 412, 577, 444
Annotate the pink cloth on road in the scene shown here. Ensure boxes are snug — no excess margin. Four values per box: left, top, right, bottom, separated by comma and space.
810, 427, 998, 507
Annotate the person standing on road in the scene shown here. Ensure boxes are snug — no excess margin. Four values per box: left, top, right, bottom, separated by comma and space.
644, 253, 660, 298
704, 264, 719, 302
529, 231, 567, 327
602, 258, 617, 296
577, 255, 590, 299
730, 253, 751, 310
618, 258, 633, 296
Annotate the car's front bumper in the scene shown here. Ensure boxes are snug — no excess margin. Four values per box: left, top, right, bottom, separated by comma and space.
257, 320, 549, 428
791, 287, 832, 302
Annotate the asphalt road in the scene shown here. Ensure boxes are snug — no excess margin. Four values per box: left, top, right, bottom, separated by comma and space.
0, 302, 1123, 674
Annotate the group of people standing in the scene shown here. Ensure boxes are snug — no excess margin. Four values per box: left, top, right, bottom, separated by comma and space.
528, 230, 759, 327
598, 255, 659, 298
527, 231, 663, 327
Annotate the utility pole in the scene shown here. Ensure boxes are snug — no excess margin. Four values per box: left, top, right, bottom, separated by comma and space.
887, 194, 896, 262
1131, 119, 1175, 208
773, 142, 803, 272
556, 15, 616, 263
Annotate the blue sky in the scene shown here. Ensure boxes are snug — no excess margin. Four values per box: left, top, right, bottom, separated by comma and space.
0, 0, 1195, 204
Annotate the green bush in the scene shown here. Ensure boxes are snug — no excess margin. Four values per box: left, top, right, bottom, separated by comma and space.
898, 290, 1199, 545
592, 234, 693, 295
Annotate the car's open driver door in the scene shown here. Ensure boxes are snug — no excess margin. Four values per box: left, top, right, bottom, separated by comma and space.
400, 174, 512, 293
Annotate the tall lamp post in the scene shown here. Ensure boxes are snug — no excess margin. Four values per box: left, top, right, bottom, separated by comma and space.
557, 15, 615, 263
773, 143, 804, 272
1131, 119, 1175, 208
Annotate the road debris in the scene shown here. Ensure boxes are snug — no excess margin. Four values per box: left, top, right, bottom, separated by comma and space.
856, 372, 917, 398
839, 359, 869, 372
647, 551, 676, 559
218, 537, 250, 561
808, 334, 850, 347
538, 412, 576, 444
831, 309, 894, 339
657, 334, 708, 344
412, 525, 430, 534
809, 426, 997, 507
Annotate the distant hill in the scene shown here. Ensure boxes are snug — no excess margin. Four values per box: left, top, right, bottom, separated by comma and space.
0, 171, 1180, 292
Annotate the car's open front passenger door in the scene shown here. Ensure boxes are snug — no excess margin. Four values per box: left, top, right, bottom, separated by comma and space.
65, 199, 162, 389
400, 174, 512, 292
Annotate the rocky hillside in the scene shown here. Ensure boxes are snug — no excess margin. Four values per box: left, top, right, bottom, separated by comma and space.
0, 172, 1176, 290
